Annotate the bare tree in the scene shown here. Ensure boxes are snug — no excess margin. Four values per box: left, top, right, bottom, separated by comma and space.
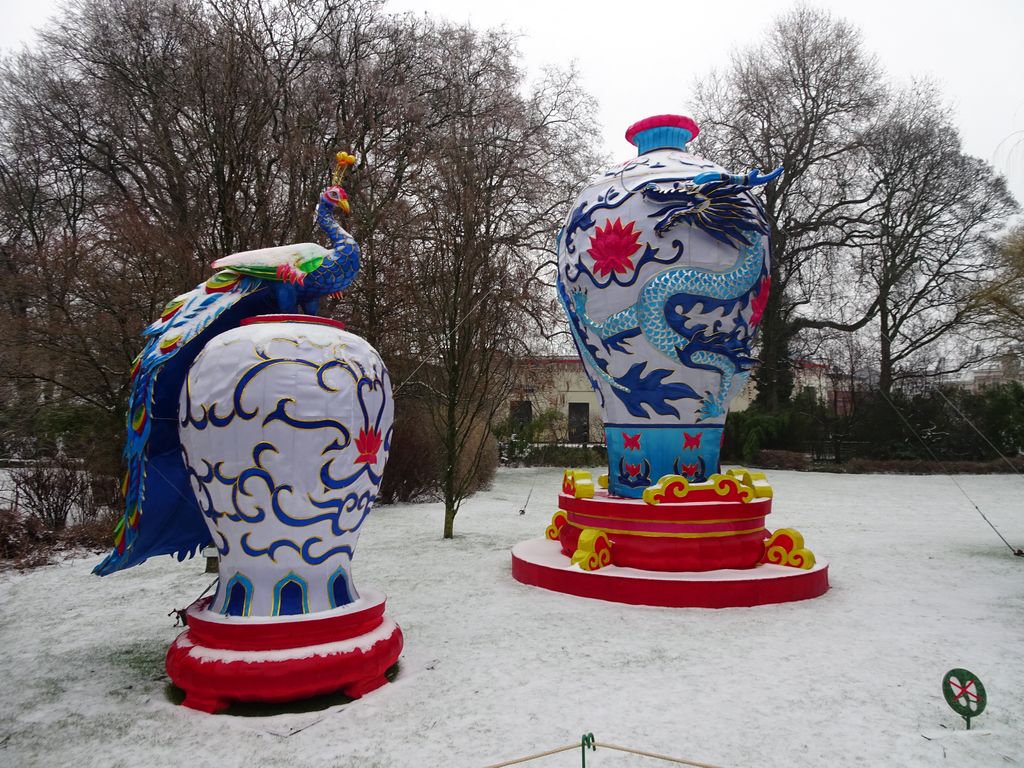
11, 454, 92, 531
693, 6, 885, 409
975, 226, 1024, 349
0, 0, 392, 427
857, 85, 1018, 393
398, 24, 600, 538
694, 7, 1019, 407
0, 0, 602, 533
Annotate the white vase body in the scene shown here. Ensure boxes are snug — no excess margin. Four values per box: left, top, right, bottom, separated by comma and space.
178, 317, 392, 616
557, 117, 773, 497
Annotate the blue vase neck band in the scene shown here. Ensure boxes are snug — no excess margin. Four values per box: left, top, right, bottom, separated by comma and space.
633, 126, 692, 154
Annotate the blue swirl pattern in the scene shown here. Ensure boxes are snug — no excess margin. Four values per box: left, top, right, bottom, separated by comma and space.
190, 349, 390, 568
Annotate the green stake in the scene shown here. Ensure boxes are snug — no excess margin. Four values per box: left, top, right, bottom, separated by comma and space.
581, 733, 596, 767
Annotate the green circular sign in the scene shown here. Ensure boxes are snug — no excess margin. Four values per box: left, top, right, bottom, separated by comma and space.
942, 668, 986, 719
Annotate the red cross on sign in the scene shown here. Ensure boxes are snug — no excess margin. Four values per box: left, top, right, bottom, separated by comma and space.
950, 678, 979, 704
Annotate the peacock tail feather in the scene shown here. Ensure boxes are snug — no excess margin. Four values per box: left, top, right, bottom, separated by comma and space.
202, 270, 243, 293
93, 273, 274, 575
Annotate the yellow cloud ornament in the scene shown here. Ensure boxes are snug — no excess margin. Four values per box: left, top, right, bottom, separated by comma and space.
570, 528, 612, 571
762, 528, 816, 569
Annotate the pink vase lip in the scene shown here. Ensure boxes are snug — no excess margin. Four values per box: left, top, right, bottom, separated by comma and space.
625, 114, 700, 145
241, 314, 347, 331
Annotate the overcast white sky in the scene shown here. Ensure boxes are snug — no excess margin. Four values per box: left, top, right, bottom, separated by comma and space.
2, 0, 1022, 204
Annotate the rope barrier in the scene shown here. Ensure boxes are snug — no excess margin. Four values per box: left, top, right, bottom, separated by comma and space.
481, 733, 724, 768
481, 741, 579, 767
593, 741, 723, 767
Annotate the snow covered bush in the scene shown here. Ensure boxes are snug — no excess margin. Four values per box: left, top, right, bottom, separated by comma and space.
10, 454, 92, 531
0, 508, 49, 561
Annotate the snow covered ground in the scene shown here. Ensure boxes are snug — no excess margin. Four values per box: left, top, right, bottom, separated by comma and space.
1, 466, 1022, 767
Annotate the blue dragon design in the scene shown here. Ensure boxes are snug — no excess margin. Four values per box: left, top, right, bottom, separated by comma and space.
560, 168, 780, 421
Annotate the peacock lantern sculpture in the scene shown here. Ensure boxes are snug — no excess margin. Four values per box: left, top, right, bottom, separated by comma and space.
95, 153, 404, 713
511, 115, 830, 608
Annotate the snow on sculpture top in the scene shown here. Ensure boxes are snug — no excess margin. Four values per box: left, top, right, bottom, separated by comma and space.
556, 115, 782, 497
94, 152, 363, 575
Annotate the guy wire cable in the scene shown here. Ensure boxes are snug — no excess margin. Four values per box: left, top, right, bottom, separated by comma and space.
393, 283, 501, 397
879, 327, 1023, 480
930, 384, 1024, 477
877, 386, 1022, 556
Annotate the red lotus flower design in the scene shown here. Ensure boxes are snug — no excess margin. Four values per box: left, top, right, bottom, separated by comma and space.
355, 427, 382, 464
625, 462, 642, 478
749, 276, 771, 328
587, 219, 643, 277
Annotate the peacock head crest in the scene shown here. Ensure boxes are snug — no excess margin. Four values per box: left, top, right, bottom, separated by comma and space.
321, 151, 356, 214
332, 151, 356, 182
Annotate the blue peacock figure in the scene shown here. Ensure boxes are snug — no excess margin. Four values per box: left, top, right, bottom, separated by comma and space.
94, 152, 362, 575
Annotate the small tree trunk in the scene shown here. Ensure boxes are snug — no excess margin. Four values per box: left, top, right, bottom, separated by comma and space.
879, 299, 893, 396
753, 293, 793, 410
442, 367, 459, 539
443, 504, 456, 539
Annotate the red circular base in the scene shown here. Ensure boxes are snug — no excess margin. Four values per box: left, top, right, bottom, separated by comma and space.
512, 538, 829, 608
166, 592, 402, 713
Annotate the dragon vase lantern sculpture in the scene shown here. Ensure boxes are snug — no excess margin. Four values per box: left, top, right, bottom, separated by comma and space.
95, 152, 403, 712
512, 115, 830, 607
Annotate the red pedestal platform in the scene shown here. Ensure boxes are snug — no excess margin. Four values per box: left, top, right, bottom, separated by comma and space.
512, 538, 829, 608
555, 484, 772, 571
166, 589, 403, 713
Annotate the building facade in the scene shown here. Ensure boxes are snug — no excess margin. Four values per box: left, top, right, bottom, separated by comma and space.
509, 357, 766, 445
509, 357, 603, 444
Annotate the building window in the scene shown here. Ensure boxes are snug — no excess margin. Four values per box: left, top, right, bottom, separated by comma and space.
510, 400, 532, 429
222, 573, 253, 617
568, 402, 589, 443
273, 573, 309, 616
